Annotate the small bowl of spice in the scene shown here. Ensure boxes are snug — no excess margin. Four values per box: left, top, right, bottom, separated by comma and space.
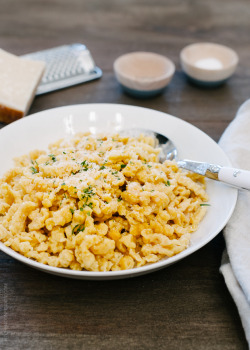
113, 51, 175, 98
180, 42, 239, 87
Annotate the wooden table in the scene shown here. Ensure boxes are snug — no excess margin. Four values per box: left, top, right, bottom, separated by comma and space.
1, 1, 249, 349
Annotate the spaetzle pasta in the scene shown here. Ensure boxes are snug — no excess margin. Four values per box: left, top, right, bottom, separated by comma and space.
0, 133, 209, 271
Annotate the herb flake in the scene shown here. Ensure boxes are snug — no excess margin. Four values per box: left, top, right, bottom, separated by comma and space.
72, 224, 85, 235
48, 154, 57, 162
120, 164, 126, 170
30, 167, 38, 174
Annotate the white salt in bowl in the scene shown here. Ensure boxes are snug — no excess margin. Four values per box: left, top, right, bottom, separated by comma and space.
113, 52, 175, 97
180, 42, 239, 87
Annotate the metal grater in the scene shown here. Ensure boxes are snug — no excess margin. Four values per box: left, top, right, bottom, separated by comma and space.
21, 43, 102, 95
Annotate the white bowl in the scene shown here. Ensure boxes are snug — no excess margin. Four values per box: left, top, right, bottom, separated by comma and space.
113, 52, 175, 97
0, 104, 237, 280
180, 42, 239, 86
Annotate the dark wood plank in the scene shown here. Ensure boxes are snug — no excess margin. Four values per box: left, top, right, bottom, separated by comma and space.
0, 0, 249, 349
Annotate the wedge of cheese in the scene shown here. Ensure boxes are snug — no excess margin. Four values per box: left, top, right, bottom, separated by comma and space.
0, 49, 45, 124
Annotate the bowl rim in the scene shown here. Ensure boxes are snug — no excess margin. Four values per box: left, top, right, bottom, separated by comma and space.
180, 42, 239, 71
113, 51, 176, 84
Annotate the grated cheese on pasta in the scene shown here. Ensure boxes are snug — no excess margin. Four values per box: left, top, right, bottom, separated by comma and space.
0, 133, 209, 271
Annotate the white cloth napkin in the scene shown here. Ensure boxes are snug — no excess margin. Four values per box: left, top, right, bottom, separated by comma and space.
219, 99, 250, 346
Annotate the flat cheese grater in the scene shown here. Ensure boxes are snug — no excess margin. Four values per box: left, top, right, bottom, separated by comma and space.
21, 43, 102, 95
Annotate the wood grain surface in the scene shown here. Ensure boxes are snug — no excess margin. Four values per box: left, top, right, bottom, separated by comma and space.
0, 0, 249, 349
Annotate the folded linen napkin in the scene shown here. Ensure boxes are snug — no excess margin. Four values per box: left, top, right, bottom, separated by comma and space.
219, 99, 250, 346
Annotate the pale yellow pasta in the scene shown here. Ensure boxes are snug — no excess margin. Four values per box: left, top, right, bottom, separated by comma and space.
0, 133, 209, 272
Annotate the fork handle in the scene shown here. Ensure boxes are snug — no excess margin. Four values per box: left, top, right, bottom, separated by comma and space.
218, 167, 250, 190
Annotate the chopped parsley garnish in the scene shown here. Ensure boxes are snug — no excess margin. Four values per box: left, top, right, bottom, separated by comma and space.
30, 167, 38, 174
100, 165, 106, 170
79, 202, 93, 210
61, 182, 66, 186
70, 208, 74, 214
48, 154, 57, 162
120, 164, 126, 170
82, 186, 95, 196
117, 197, 122, 202
200, 203, 211, 206
72, 224, 85, 235
81, 160, 89, 171
80, 186, 95, 209
164, 180, 171, 186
